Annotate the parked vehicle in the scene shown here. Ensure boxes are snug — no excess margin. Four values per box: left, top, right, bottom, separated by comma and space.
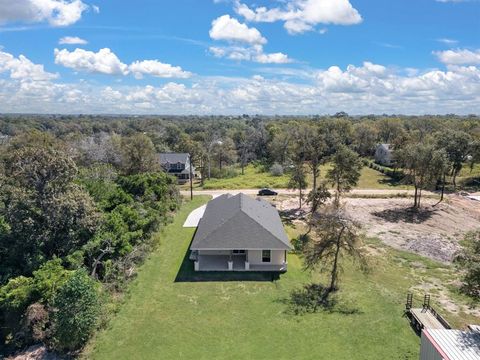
257, 188, 278, 196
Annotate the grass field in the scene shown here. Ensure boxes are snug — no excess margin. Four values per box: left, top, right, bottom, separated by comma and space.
190, 164, 410, 190
85, 196, 475, 360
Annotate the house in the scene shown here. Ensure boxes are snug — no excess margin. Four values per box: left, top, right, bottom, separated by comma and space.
190, 193, 292, 272
159, 153, 195, 184
420, 328, 480, 360
375, 143, 393, 166
0, 133, 9, 145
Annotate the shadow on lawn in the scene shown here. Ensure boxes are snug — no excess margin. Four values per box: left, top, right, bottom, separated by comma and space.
174, 237, 281, 283
276, 283, 363, 316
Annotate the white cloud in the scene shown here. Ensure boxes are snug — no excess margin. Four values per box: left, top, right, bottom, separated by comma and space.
129, 60, 192, 79
209, 15, 266, 44
234, 0, 362, 34
0, 0, 89, 27
54, 48, 193, 78
434, 48, 480, 65
436, 38, 458, 45
209, 44, 292, 64
0, 50, 58, 81
254, 52, 291, 64
92, 5, 100, 13
1, 49, 479, 115
54, 48, 129, 75
59, 36, 88, 45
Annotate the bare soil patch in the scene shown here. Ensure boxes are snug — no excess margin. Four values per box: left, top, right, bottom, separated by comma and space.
274, 195, 480, 263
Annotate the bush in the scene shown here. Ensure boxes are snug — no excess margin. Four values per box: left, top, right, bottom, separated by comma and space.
209, 167, 238, 179
53, 270, 100, 352
291, 234, 309, 253
270, 163, 284, 177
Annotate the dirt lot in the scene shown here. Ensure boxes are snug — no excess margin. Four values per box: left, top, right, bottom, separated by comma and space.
274, 195, 480, 263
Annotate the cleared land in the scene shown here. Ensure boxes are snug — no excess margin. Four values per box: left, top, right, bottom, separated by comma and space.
274, 195, 480, 263
85, 196, 478, 360
186, 164, 411, 190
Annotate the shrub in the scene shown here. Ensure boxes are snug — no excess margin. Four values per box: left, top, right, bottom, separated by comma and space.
209, 167, 238, 179
53, 270, 100, 352
270, 163, 284, 177
291, 234, 309, 252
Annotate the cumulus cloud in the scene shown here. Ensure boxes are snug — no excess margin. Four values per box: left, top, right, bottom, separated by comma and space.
54, 48, 192, 78
209, 15, 266, 44
1, 49, 479, 115
434, 48, 480, 65
0, 0, 89, 27
54, 48, 129, 75
59, 36, 88, 45
209, 44, 292, 64
129, 60, 192, 79
234, 0, 362, 34
0, 50, 58, 81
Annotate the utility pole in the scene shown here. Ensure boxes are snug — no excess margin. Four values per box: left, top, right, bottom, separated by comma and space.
189, 154, 193, 200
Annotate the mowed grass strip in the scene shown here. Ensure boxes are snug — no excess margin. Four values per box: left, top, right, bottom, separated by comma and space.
193, 164, 410, 190
86, 196, 426, 360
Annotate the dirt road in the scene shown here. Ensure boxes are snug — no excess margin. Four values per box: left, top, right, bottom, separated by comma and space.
180, 188, 434, 198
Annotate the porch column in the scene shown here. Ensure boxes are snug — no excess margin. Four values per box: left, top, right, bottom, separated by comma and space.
228, 260, 233, 271
194, 261, 199, 271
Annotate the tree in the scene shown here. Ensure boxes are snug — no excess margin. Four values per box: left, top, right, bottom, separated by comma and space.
52, 270, 100, 351
396, 142, 446, 208
302, 207, 367, 296
233, 128, 256, 175
454, 230, 480, 299
353, 122, 378, 156
326, 145, 362, 206
288, 162, 307, 209
120, 134, 159, 175
302, 125, 326, 191
305, 182, 331, 233
212, 138, 236, 171
1, 140, 99, 276
436, 131, 473, 190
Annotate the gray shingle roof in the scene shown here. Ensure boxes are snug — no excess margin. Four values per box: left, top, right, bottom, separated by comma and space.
190, 193, 291, 250
159, 153, 190, 164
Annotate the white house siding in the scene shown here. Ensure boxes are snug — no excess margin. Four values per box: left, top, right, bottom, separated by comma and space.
375, 144, 392, 166
247, 250, 285, 265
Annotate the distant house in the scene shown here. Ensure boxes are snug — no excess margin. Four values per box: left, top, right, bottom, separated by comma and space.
375, 143, 393, 166
0, 133, 9, 145
190, 193, 292, 272
159, 153, 195, 184
420, 328, 480, 360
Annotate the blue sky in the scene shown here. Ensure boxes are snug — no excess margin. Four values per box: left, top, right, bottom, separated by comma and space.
0, 0, 479, 114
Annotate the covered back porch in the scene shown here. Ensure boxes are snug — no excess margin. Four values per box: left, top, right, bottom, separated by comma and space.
190, 250, 287, 272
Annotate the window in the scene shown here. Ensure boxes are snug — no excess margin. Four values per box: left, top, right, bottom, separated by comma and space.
232, 250, 245, 255
262, 250, 271, 263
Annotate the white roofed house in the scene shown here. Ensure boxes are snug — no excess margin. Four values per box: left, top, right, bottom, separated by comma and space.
189, 193, 292, 272
159, 153, 196, 184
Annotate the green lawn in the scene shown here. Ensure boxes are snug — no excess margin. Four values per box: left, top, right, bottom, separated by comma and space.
190, 164, 410, 190
85, 196, 474, 360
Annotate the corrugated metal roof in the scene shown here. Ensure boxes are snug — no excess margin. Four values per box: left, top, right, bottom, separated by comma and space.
426, 329, 480, 360
190, 193, 292, 250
